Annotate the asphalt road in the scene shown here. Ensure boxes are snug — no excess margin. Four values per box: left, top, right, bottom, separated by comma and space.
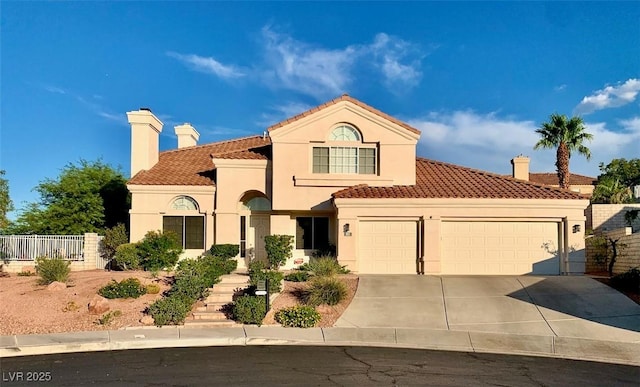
1, 346, 638, 386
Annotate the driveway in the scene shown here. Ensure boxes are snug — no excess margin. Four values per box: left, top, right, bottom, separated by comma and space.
335, 275, 640, 342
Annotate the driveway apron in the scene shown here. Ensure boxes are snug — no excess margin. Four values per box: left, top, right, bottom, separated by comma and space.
335, 275, 640, 342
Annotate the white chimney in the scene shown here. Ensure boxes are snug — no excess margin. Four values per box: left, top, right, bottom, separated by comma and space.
127, 108, 163, 177
174, 123, 200, 149
511, 155, 530, 181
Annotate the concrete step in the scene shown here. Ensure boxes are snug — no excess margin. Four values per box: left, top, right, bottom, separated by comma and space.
197, 302, 230, 312
214, 282, 248, 292
183, 319, 239, 328
192, 311, 228, 321
218, 275, 250, 285
205, 292, 237, 303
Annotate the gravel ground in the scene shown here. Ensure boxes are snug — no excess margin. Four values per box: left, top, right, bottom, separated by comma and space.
0, 270, 171, 335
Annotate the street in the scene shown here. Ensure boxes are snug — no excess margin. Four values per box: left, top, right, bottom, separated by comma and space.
1, 346, 638, 386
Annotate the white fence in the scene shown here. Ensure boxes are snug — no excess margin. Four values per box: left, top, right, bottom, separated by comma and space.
0, 233, 105, 272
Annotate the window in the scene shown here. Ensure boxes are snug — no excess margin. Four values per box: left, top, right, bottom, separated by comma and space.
330, 125, 360, 141
163, 216, 205, 249
171, 196, 198, 211
313, 147, 376, 174
296, 217, 329, 250
240, 216, 247, 258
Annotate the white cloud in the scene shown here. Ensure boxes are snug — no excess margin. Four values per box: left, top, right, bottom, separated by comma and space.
370, 33, 423, 89
554, 84, 567, 92
574, 78, 640, 115
409, 111, 639, 178
167, 51, 245, 79
43, 85, 67, 95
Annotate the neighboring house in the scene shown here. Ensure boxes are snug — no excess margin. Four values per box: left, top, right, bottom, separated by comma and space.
510, 156, 596, 197
127, 95, 589, 276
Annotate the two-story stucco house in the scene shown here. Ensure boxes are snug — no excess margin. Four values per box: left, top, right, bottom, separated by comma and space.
126, 95, 589, 276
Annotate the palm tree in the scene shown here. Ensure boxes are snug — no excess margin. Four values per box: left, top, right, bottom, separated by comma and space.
534, 114, 593, 190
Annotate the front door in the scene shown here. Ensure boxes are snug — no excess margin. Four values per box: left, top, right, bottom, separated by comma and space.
249, 214, 270, 262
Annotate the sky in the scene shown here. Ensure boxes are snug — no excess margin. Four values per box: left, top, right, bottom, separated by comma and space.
1, 2, 639, 218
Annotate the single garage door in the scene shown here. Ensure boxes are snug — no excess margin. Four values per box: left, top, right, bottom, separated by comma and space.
441, 221, 559, 275
358, 220, 417, 274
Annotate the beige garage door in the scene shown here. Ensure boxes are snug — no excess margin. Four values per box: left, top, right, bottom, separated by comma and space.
441, 221, 559, 275
358, 220, 417, 274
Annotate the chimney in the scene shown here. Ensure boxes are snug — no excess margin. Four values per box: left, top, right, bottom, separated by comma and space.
127, 108, 163, 177
174, 123, 200, 148
511, 155, 530, 181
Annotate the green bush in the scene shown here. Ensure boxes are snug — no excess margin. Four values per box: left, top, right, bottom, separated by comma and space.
275, 306, 321, 328
208, 244, 239, 260
136, 230, 182, 271
233, 295, 266, 325
113, 243, 140, 270
307, 256, 349, 277
264, 235, 294, 269
100, 223, 129, 262
148, 296, 192, 326
98, 278, 147, 299
249, 261, 284, 293
285, 271, 309, 282
35, 256, 71, 285
611, 268, 640, 293
306, 276, 347, 306
146, 283, 161, 294
311, 244, 336, 258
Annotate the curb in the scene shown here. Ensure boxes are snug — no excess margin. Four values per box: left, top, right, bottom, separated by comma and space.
2, 327, 639, 366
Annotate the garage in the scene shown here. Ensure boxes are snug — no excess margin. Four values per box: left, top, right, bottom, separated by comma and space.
440, 221, 559, 275
358, 220, 418, 274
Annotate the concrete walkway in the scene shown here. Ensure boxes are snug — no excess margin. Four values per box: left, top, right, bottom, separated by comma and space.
335, 275, 640, 343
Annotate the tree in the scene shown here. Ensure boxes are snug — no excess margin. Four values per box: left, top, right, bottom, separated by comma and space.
591, 177, 633, 204
0, 170, 13, 230
534, 114, 593, 190
9, 160, 129, 235
594, 158, 640, 203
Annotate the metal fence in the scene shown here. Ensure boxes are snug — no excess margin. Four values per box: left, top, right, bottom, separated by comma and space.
96, 236, 110, 269
0, 235, 86, 261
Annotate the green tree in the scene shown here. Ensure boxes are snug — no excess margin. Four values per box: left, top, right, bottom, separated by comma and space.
0, 170, 13, 230
596, 158, 640, 197
9, 160, 129, 235
592, 177, 633, 204
534, 114, 593, 190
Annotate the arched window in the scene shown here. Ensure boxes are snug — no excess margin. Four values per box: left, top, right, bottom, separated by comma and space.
163, 196, 204, 249
330, 125, 361, 141
170, 196, 198, 211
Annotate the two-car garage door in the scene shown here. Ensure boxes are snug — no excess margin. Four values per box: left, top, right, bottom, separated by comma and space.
440, 221, 559, 275
357, 220, 560, 275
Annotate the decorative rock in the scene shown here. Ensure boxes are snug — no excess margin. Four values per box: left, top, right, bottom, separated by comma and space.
46, 281, 67, 291
140, 315, 154, 325
88, 295, 110, 315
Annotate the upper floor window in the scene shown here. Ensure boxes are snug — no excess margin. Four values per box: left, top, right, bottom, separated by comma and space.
171, 196, 198, 211
330, 125, 361, 141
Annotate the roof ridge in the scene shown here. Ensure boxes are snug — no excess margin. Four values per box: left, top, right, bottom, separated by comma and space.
266, 94, 421, 135
530, 171, 596, 180
158, 134, 265, 155
415, 157, 585, 197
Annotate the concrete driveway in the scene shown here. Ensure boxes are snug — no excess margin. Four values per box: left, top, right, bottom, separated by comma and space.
335, 275, 640, 342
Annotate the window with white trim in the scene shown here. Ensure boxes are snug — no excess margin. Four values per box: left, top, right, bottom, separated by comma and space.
163, 196, 205, 249
313, 147, 376, 174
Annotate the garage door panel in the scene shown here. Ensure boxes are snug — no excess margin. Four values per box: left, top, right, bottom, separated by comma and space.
359, 220, 417, 274
441, 221, 559, 275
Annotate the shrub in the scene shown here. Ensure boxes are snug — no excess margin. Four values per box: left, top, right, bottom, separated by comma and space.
97, 310, 122, 325
146, 283, 161, 294
17, 271, 36, 277
285, 271, 309, 282
136, 230, 182, 271
209, 244, 239, 260
311, 244, 337, 258
275, 306, 321, 328
306, 276, 347, 306
307, 256, 349, 277
100, 223, 129, 263
113, 243, 140, 270
264, 235, 294, 269
148, 296, 192, 326
233, 295, 266, 325
249, 261, 284, 293
611, 267, 640, 293
35, 256, 71, 285
98, 278, 147, 299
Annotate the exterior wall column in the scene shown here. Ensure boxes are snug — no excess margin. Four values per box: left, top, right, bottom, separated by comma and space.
215, 212, 239, 245
566, 215, 586, 275
336, 217, 357, 271
83, 233, 99, 271
269, 214, 292, 235
422, 217, 441, 274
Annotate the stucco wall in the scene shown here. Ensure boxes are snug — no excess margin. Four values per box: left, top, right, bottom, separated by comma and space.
586, 227, 640, 275
587, 203, 640, 232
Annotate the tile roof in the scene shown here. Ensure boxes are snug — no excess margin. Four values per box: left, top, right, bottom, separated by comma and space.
128, 136, 271, 186
528, 172, 596, 186
333, 158, 587, 200
267, 94, 421, 135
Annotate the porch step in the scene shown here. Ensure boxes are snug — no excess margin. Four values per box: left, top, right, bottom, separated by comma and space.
185, 272, 251, 326
192, 311, 229, 321
214, 282, 248, 292
183, 319, 240, 328
196, 302, 230, 313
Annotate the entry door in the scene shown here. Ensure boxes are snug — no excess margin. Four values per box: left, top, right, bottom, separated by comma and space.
249, 215, 270, 262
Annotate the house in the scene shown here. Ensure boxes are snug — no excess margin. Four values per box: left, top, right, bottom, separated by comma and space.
127, 95, 589, 276
510, 156, 596, 197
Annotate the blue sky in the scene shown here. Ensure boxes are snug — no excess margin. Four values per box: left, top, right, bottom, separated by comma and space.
2, 2, 639, 218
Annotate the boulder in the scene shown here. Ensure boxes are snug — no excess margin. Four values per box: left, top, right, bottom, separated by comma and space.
47, 281, 67, 291
140, 315, 154, 325
88, 295, 110, 315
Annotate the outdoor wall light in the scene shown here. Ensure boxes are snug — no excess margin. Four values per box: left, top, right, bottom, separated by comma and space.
572, 224, 581, 233
343, 223, 352, 236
